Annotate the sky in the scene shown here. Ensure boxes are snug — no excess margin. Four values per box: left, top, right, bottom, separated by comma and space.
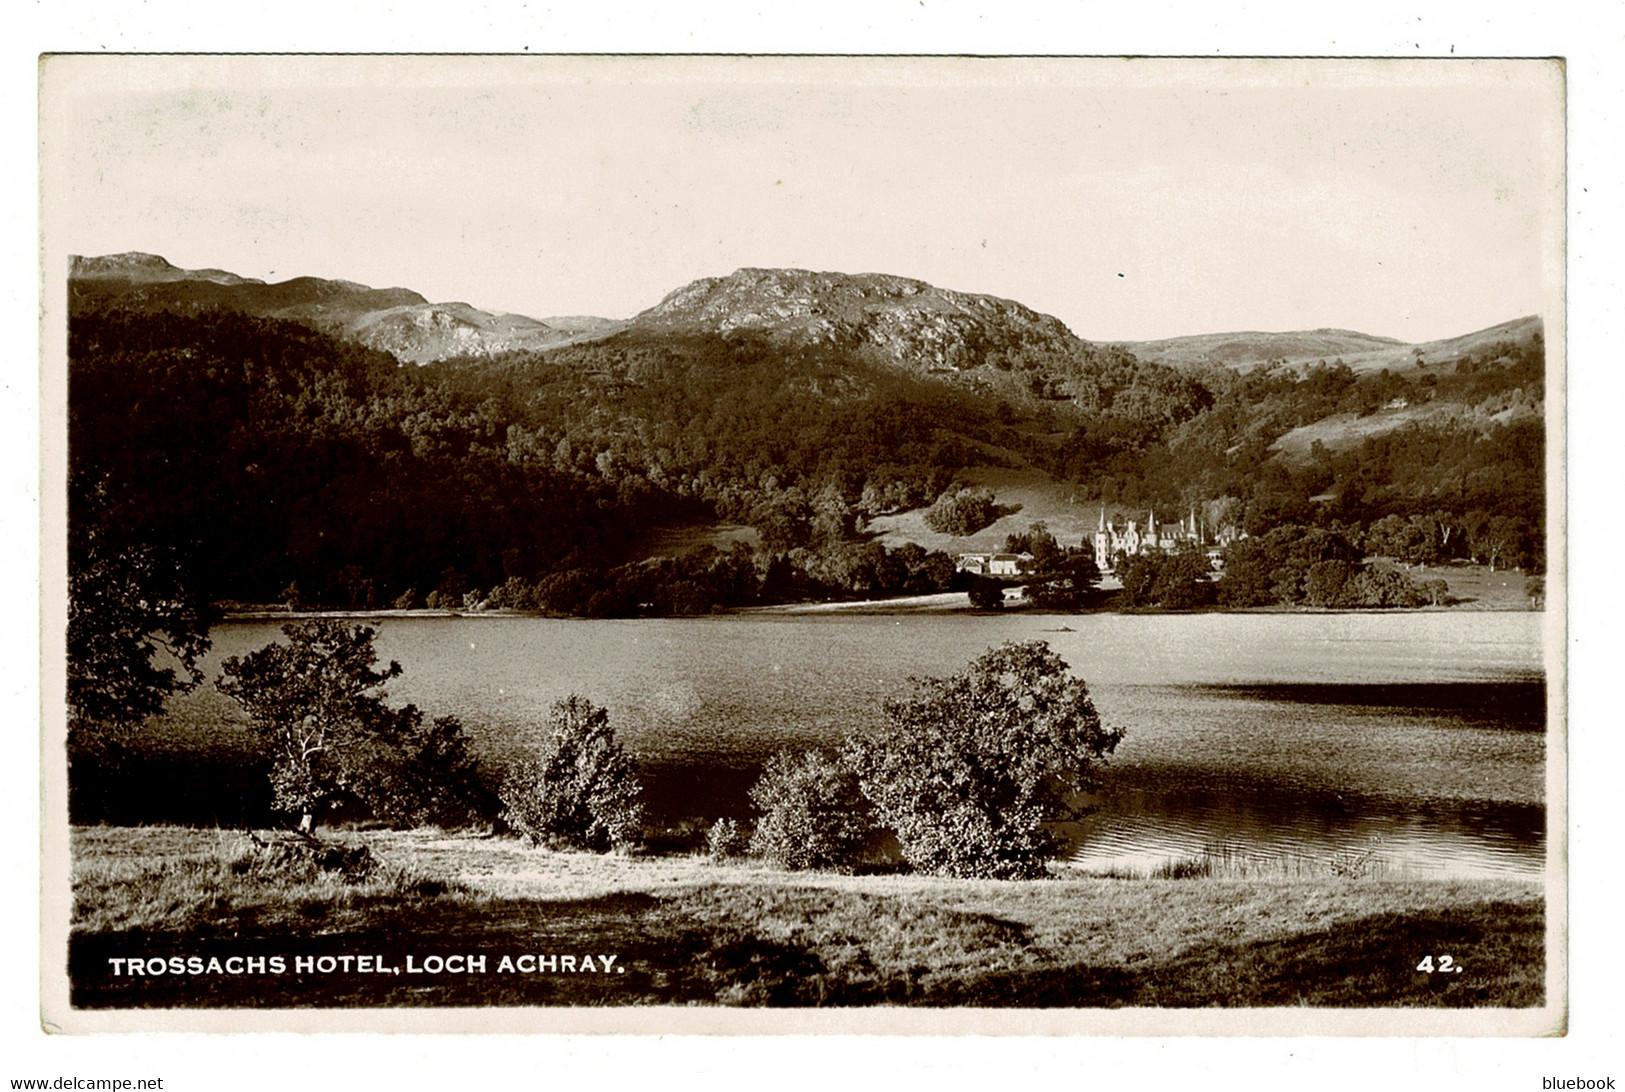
42, 55, 1561, 343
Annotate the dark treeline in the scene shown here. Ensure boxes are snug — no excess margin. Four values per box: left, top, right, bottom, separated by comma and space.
70, 309, 653, 608
69, 308, 983, 613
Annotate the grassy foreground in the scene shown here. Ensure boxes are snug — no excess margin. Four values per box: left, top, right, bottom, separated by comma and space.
69, 826, 1544, 1009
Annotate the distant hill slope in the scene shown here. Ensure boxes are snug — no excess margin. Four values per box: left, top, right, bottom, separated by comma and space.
626, 267, 1086, 374
68, 252, 606, 364
1122, 316, 1542, 375
1121, 328, 1406, 371
1409, 316, 1545, 367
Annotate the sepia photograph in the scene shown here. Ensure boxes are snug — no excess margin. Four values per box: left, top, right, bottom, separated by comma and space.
38, 52, 1565, 1035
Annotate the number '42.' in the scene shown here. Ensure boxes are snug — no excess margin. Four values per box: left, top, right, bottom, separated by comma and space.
1416, 955, 1460, 973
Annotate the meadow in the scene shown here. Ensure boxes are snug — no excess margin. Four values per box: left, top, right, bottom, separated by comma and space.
69, 826, 1545, 1009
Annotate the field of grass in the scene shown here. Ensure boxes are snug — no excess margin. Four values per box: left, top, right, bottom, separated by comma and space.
1403, 563, 1535, 609
68, 826, 1545, 1010
866, 466, 1102, 555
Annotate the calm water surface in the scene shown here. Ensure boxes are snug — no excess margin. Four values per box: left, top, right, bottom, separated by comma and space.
180, 611, 1549, 879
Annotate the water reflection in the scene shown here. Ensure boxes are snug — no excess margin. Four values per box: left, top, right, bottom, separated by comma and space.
1061, 783, 1545, 880
1186, 680, 1546, 729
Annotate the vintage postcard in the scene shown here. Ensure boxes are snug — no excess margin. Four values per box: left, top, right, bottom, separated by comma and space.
38, 54, 1565, 1034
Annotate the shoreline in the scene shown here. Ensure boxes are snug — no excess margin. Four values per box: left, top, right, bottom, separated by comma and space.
219, 595, 1543, 623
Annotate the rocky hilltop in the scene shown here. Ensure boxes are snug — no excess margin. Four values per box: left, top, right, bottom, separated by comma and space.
628, 267, 1086, 373
339, 302, 563, 365
71, 252, 264, 287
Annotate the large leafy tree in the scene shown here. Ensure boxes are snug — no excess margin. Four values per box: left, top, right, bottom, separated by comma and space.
216, 620, 407, 834
66, 475, 216, 757
1023, 550, 1103, 611
845, 640, 1123, 879
346, 709, 494, 830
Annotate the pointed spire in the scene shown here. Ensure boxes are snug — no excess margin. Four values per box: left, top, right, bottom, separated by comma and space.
1098, 506, 1107, 532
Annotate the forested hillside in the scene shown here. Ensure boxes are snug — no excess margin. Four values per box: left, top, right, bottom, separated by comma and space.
67, 259, 1547, 620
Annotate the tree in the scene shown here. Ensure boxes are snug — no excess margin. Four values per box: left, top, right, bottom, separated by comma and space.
747, 749, 871, 870
216, 620, 405, 834
1115, 551, 1164, 608
66, 477, 216, 757
1466, 513, 1533, 572
67, 532, 215, 754
967, 576, 1006, 610
1150, 543, 1217, 609
1215, 538, 1276, 607
1303, 559, 1355, 607
1005, 522, 1062, 572
1023, 550, 1102, 611
844, 641, 1123, 879
499, 695, 644, 851
347, 710, 495, 830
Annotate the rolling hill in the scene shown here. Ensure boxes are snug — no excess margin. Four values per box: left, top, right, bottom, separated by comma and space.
1122, 315, 1542, 375
1120, 328, 1407, 372
69, 252, 593, 364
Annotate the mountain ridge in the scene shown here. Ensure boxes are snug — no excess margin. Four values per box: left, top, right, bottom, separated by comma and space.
68, 251, 1541, 380
67, 253, 1547, 614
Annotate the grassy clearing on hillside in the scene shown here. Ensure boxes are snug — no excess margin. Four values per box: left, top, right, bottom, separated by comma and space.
70, 827, 1544, 1009
1270, 403, 1463, 458
867, 466, 1101, 554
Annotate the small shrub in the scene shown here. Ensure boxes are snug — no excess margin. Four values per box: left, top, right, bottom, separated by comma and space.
747, 750, 871, 871
1328, 845, 1381, 878
232, 836, 378, 884
706, 817, 749, 862
500, 695, 644, 851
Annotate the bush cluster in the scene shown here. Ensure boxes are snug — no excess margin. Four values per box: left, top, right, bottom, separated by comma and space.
128, 619, 1119, 883
742, 640, 1123, 880
1218, 525, 1445, 608
922, 485, 1002, 536
1007, 523, 1102, 611
1114, 544, 1216, 610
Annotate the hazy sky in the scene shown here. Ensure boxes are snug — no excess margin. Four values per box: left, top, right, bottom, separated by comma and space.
42, 56, 1563, 342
